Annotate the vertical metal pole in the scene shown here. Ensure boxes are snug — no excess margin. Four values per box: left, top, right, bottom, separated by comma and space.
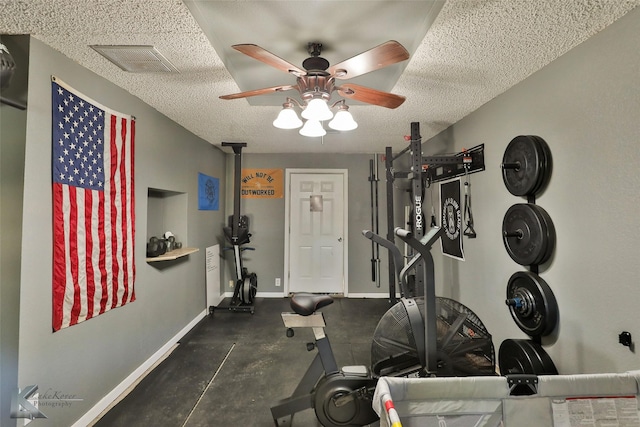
385, 146, 397, 303
221, 141, 247, 245
396, 227, 444, 375
373, 155, 380, 288
410, 122, 425, 296
421, 253, 437, 373
369, 159, 377, 283
231, 146, 242, 242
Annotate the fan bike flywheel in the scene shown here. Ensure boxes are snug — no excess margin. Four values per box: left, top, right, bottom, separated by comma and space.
240, 272, 257, 304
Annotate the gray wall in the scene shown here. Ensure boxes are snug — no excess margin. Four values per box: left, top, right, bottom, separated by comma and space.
0, 34, 29, 427
15, 38, 226, 427
423, 7, 640, 374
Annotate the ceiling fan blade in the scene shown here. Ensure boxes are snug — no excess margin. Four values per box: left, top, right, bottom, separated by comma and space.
328, 40, 409, 80
232, 44, 305, 75
219, 84, 297, 100
337, 84, 406, 109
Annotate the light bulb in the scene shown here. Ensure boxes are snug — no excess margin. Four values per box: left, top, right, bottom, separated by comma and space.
301, 98, 333, 121
328, 109, 358, 131
299, 119, 326, 137
273, 107, 302, 129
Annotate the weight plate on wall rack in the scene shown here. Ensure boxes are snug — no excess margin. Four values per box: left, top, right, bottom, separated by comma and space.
502, 203, 556, 266
498, 338, 558, 376
501, 135, 552, 197
531, 136, 552, 196
505, 271, 558, 337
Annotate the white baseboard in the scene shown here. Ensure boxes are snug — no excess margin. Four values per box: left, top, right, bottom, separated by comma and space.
345, 293, 393, 299
76, 309, 207, 427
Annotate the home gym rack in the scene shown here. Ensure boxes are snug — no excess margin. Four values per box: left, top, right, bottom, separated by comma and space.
383, 122, 484, 302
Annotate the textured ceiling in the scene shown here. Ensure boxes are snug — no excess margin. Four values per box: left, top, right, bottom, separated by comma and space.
184, 0, 445, 106
2, 0, 639, 154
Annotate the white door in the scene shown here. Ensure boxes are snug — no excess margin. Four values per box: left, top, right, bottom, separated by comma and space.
286, 170, 347, 294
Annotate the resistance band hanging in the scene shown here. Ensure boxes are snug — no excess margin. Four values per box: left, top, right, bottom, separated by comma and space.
427, 176, 437, 228
463, 167, 477, 238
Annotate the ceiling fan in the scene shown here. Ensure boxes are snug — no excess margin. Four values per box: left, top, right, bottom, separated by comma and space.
219, 40, 410, 109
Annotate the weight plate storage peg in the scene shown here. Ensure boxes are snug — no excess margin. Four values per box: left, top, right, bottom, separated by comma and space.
506, 271, 558, 337
498, 338, 558, 376
502, 203, 556, 266
501, 135, 552, 197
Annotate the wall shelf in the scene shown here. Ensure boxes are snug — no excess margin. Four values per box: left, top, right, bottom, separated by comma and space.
147, 187, 193, 265
146, 247, 199, 262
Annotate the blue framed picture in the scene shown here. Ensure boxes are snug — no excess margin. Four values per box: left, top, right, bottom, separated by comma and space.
198, 173, 219, 211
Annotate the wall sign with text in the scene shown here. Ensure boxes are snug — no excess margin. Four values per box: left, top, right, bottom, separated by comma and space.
241, 169, 283, 199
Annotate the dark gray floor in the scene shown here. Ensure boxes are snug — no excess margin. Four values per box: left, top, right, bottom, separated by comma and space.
93, 297, 392, 427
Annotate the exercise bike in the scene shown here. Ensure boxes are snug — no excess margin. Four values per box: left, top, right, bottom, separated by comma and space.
271, 226, 454, 427
220, 213, 257, 313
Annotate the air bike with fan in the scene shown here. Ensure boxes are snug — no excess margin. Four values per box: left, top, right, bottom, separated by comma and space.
270, 226, 496, 427
210, 142, 257, 315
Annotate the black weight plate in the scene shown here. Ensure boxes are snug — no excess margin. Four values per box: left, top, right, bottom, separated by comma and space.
502, 136, 546, 197
498, 339, 537, 375
498, 339, 558, 375
506, 271, 559, 337
521, 340, 558, 375
528, 204, 556, 265
531, 136, 553, 196
502, 204, 553, 266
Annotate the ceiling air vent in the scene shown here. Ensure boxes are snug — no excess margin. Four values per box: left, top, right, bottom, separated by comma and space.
90, 45, 179, 73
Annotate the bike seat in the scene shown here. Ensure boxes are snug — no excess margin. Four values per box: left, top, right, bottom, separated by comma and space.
290, 293, 334, 316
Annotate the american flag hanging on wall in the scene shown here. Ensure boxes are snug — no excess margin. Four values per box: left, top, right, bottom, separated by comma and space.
51, 77, 135, 331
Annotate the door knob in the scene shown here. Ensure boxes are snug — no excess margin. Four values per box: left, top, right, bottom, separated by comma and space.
338, 237, 343, 242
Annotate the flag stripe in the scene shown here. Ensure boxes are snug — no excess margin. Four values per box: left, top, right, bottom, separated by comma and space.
98, 190, 108, 315
52, 183, 65, 331
119, 118, 130, 304
84, 190, 95, 320
51, 78, 135, 331
128, 120, 136, 303
68, 186, 81, 326
109, 115, 119, 308
103, 114, 114, 312
90, 189, 102, 316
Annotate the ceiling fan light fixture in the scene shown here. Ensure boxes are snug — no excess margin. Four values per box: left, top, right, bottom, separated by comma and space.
301, 97, 333, 121
328, 104, 358, 131
273, 102, 303, 129
299, 119, 326, 137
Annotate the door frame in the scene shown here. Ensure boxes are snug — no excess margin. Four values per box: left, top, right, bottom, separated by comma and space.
283, 168, 349, 296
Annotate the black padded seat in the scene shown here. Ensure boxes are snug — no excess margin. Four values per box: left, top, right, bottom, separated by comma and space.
290, 293, 334, 316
